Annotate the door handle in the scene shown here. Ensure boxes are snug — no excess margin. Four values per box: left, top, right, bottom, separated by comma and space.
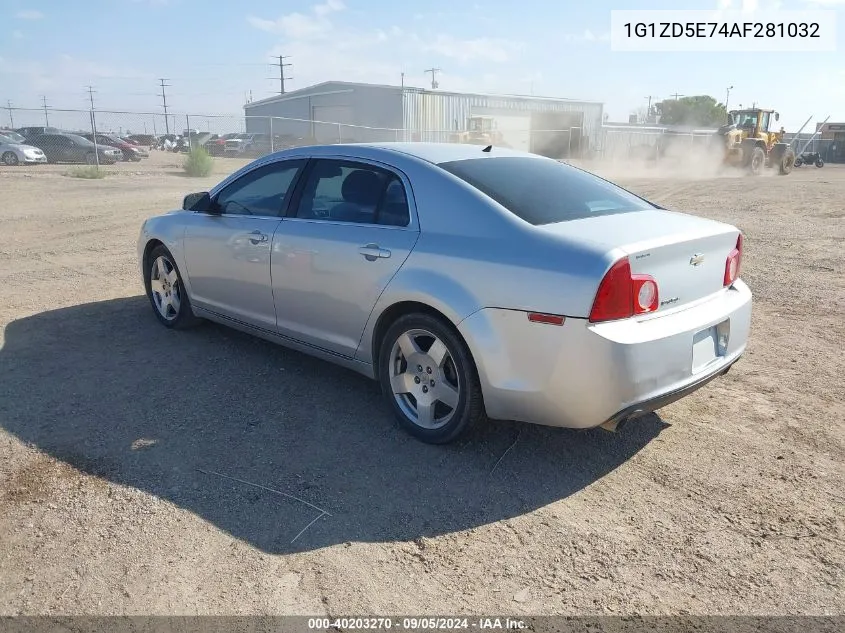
358, 243, 391, 261
248, 230, 268, 245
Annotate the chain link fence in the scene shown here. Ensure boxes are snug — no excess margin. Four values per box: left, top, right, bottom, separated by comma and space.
599, 126, 718, 162
2, 106, 598, 163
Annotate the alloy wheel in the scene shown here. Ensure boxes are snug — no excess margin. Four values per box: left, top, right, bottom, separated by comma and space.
388, 328, 461, 430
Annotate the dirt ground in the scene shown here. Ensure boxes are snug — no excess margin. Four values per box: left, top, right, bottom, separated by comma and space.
0, 150, 843, 616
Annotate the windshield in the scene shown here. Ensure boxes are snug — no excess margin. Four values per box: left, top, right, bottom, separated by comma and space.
1, 131, 25, 143
0, 134, 19, 144
67, 134, 94, 146
438, 157, 653, 225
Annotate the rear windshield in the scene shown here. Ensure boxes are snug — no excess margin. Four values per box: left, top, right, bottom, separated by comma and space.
438, 157, 653, 225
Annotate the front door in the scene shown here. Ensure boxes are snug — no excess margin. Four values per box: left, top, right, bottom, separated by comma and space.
271, 158, 419, 357
182, 159, 306, 331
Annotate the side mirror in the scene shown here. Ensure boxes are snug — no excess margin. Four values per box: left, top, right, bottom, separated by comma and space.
775, 112, 780, 121
183, 191, 214, 212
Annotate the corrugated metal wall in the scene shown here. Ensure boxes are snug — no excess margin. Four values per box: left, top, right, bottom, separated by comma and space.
401, 89, 604, 149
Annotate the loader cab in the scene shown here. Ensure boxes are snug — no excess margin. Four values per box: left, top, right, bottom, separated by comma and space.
731, 108, 780, 137
468, 116, 495, 133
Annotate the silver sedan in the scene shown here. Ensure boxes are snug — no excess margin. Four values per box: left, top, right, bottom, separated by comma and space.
0, 133, 47, 165
137, 142, 752, 444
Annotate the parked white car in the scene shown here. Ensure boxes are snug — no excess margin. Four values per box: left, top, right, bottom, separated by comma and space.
0, 133, 47, 165
137, 143, 753, 444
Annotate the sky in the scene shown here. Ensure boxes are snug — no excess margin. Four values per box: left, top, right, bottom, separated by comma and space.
1, 0, 844, 131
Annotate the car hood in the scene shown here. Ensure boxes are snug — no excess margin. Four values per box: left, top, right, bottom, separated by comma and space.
1, 142, 41, 151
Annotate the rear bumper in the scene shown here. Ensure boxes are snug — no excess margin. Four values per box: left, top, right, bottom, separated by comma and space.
601, 356, 737, 429
457, 280, 752, 429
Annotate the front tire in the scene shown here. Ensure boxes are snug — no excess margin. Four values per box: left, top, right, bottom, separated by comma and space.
815, 158, 824, 168
2, 151, 19, 166
378, 313, 485, 444
749, 146, 766, 175
144, 245, 201, 329
778, 148, 795, 175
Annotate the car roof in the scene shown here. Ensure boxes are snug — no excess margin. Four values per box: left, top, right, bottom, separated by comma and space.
268, 142, 550, 167
352, 142, 548, 165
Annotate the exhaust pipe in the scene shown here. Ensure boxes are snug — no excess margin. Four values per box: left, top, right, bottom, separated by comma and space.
600, 417, 629, 433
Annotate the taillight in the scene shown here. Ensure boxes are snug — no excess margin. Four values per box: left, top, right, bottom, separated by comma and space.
724, 233, 743, 286
589, 257, 660, 323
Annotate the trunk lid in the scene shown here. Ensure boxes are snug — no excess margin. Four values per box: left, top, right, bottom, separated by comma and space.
541, 209, 741, 312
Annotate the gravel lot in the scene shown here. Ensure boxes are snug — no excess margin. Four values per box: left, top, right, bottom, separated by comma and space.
1, 151, 843, 616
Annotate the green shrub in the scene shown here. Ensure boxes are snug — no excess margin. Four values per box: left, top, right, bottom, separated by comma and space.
183, 147, 214, 177
64, 166, 106, 179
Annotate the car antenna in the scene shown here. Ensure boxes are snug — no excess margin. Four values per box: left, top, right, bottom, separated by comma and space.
482, 145, 492, 153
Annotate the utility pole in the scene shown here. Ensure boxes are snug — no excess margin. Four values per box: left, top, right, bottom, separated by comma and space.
645, 95, 655, 122
158, 78, 171, 135
670, 92, 685, 100
424, 68, 441, 90
86, 86, 100, 168
86, 85, 96, 110
41, 96, 50, 126
725, 85, 734, 122
271, 55, 293, 94
5, 100, 13, 128
401, 72, 405, 88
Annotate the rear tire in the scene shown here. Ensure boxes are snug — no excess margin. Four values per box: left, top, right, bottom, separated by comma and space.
378, 312, 485, 444
85, 152, 96, 165
143, 244, 202, 330
2, 151, 19, 166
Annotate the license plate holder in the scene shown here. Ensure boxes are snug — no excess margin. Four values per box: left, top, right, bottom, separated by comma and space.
692, 319, 730, 373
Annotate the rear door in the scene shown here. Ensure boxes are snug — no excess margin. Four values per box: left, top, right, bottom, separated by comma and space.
271, 158, 420, 357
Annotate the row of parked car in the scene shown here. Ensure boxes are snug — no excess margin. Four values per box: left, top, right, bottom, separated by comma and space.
152, 131, 324, 158
0, 126, 333, 166
0, 126, 151, 166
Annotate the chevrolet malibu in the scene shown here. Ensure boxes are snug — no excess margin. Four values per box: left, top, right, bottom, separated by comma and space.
137, 142, 752, 444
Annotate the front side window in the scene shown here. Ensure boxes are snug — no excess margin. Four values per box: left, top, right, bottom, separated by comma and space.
438, 157, 653, 225
215, 160, 305, 216
294, 160, 410, 226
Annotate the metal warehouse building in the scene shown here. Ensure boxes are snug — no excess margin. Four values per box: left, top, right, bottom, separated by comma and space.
243, 81, 604, 157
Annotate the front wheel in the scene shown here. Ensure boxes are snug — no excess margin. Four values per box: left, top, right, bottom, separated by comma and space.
815, 159, 824, 168
378, 313, 485, 444
778, 148, 795, 175
2, 151, 19, 166
144, 245, 202, 329
749, 147, 766, 175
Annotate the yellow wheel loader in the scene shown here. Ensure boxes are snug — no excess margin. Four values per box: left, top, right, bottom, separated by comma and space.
450, 115, 510, 148
713, 108, 795, 175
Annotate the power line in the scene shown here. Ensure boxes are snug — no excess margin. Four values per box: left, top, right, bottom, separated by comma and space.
41, 95, 50, 126
424, 68, 441, 90
158, 78, 171, 135
270, 56, 293, 95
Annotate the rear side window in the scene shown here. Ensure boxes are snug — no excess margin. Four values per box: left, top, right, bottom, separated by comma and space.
438, 157, 653, 225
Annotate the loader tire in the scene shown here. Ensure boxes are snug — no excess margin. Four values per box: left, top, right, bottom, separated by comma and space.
778, 148, 795, 175
749, 147, 766, 175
